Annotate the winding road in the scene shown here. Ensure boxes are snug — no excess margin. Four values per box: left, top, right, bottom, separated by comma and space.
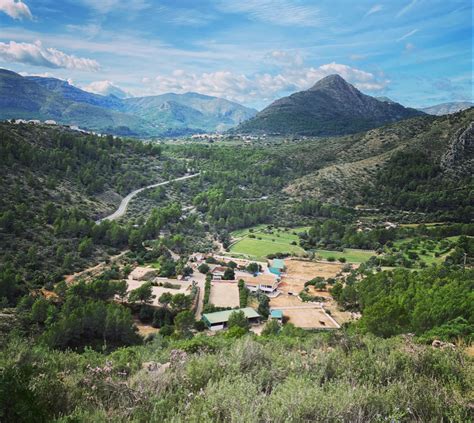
96, 173, 200, 223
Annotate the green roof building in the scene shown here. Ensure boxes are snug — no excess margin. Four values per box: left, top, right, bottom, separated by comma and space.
202, 307, 261, 331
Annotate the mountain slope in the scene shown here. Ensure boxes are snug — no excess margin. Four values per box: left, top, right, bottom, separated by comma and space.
235, 74, 424, 136
0, 69, 256, 136
420, 102, 473, 116
0, 69, 155, 136
284, 108, 473, 220
26, 76, 124, 109
121, 92, 257, 133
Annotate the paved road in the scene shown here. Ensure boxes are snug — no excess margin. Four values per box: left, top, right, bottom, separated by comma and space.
96, 173, 200, 223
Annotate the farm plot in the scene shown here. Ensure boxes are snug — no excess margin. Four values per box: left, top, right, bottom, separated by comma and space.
209, 282, 240, 308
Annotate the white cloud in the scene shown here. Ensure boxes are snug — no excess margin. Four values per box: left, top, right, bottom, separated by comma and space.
265, 50, 304, 67
366, 4, 383, 17
143, 62, 389, 106
82, 80, 130, 98
0, 40, 100, 71
397, 29, 419, 41
78, 0, 149, 14
0, 0, 32, 20
216, 0, 327, 27
155, 5, 215, 26
396, 0, 418, 18
349, 54, 368, 61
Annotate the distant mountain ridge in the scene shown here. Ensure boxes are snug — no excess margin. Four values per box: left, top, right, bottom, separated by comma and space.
235, 74, 424, 136
419, 102, 473, 116
0, 68, 257, 136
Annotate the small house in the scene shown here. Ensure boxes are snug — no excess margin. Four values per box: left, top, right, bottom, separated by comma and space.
211, 266, 227, 280
202, 307, 261, 331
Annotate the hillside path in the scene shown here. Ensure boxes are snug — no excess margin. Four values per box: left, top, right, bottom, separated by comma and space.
96, 173, 200, 223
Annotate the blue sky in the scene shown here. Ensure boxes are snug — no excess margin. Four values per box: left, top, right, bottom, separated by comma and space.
0, 0, 471, 109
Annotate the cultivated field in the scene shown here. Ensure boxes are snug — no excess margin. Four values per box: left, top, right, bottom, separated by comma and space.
229, 226, 309, 260
209, 282, 240, 307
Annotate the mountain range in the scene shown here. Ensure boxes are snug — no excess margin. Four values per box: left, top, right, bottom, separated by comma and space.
0, 69, 257, 137
419, 101, 474, 116
235, 74, 425, 136
1, 68, 471, 138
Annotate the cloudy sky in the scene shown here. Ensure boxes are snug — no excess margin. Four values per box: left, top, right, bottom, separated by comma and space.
0, 0, 471, 109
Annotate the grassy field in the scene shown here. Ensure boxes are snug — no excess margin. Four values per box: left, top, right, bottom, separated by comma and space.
228, 225, 309, 261
314, 248, 376, 263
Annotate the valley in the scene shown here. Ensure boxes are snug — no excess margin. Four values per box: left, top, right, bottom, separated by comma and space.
1, 78, 472, 423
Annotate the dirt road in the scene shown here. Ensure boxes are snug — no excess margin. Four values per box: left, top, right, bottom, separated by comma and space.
96, 173, 200, 223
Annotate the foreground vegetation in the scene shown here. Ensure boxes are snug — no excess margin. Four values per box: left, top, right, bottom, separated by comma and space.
2, 330, 472, 422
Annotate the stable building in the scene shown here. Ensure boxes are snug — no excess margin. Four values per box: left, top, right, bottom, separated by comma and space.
211, 266, 227, 280
202, 307, 261, 331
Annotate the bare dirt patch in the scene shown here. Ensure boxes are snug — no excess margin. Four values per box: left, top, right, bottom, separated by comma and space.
209, 282, 240, 308
279, 259, 343, 294
270, 294, 303, 308
282, 307, 338, 329
133, 319, 159, 337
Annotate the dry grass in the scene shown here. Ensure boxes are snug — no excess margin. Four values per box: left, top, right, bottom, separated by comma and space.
279, 259, 342, 294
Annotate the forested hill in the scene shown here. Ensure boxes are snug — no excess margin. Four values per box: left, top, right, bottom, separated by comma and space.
0, 122, 182, 302
285, 107, 474, 221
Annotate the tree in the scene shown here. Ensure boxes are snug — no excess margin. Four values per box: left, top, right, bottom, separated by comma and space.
182, 266, 193, 277
114, 280, 128, 303
238, 279, 249, 307
227, 310, 249, 330
361, 298, 409, 338
262, 319, 281, 336
159, 292, 173, 306
78, 237, 93, 257
31, 297, 50, 324
174, 310, 195, 338
170, 293, 191, 311
152, 307, 174, 328
159, 324, 174, 336
246, 262, 259, 274
257, 294, 270, 319
198, 263, 210, 274
128, 282, 155, 305
223, 268, 235, 280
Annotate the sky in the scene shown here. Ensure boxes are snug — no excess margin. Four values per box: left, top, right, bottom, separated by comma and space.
0, 0, 472, 109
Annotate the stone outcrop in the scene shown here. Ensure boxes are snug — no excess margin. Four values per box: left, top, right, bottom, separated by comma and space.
441, 122, 474, 174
